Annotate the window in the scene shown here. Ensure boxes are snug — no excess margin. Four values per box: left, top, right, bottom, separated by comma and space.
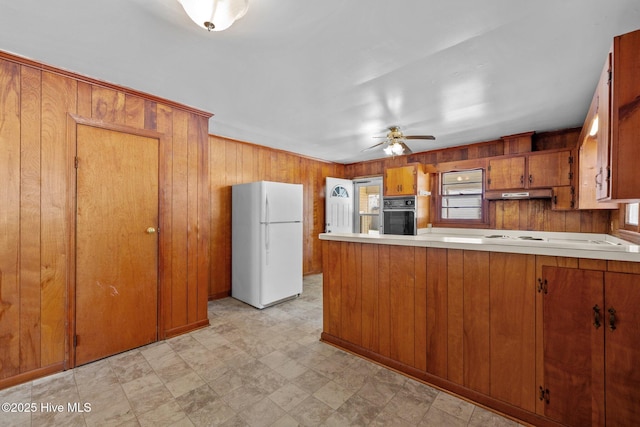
619, 202, 640, 243
439, 169, 485, 223
626, 203, 639, 226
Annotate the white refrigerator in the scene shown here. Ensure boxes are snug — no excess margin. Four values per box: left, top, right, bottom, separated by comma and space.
232, 181, 303, 309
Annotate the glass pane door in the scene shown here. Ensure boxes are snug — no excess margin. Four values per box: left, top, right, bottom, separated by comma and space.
354, 178, 383, 234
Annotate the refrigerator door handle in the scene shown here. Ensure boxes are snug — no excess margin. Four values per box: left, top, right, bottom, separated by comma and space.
265, 195, 270, 258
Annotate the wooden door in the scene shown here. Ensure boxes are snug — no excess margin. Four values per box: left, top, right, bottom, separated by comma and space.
541, 266, 604, 427
489, 253, 536, 411
75, 125, 159, 366
528, 151, 571, 188
487, 157, 525, 190
604, 272, 640, 425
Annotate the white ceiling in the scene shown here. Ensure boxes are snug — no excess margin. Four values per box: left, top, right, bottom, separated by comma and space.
1, 1, 639, 163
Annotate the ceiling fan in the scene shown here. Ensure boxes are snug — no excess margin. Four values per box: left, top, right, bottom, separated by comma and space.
362, 126, 436, 155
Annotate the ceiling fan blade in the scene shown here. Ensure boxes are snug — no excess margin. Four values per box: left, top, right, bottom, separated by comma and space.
405, 135, 436, 140
399, 141, 413, 154
361, 141, 387, 152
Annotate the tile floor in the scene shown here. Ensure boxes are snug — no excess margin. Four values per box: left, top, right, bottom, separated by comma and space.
0, 275, 525, 426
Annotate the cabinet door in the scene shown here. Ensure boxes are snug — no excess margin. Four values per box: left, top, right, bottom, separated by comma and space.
528, 151, 572, 188
487, 157, 525, 190
490, 253, 536, 411
609, 29, 640, 200
604, 272, 640, 425
385, 165, 416, 195
595, 51, 612, 201
541, 267, 604, 427
551, 186, 574, 211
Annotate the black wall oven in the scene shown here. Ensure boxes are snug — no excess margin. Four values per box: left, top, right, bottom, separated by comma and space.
383, 196, 417, 235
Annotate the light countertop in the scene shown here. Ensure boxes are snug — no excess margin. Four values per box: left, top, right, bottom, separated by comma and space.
319, 228, 640, 262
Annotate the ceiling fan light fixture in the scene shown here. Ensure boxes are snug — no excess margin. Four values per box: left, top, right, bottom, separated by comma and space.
177, 0, 249, 32
384, 141, 404, 156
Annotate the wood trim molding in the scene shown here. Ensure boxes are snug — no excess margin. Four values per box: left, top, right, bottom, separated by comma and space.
164, 319, 210, 339
0, 363, 65, 391
0, 50, 213, 118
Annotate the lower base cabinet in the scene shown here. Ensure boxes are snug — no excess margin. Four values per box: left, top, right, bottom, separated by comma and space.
321, 240, 640, 426
540, 266, 640, 426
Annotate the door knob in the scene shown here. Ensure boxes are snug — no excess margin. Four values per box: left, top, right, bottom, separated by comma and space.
146, 227, 156, 234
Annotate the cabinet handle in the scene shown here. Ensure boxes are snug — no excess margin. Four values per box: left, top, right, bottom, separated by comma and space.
608, 307, 617, 331
593, 305, 601, 329
520, 175, 524, 185
553, 195, 557, 205
539, 386, 550, 404
595, 169, 602, 189
537, 278, 547, 294
529, 174, 533, 184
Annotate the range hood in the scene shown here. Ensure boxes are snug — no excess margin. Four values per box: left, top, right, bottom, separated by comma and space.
484, 189, 553, 200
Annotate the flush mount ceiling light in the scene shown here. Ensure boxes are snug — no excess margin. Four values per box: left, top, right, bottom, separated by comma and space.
177, 0, 249, 32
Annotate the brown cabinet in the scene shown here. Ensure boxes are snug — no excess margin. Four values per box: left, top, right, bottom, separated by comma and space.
486, 156, 526, 190
487, 151, 572, 191
486, 150, 575, 210
322, 242, 640, 426
591, 29, 640, 202
384, 164, 427, 196
528, 151, 572, 188
540, 266, 640, 426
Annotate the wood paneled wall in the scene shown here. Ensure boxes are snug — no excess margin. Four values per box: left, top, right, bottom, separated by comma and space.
345, 129, 613, 234
0, 52, 211, 388
208, 136, 344, 299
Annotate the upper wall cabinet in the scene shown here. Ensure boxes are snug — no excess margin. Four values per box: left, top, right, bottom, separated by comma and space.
486, 150, 572, 191
384, 164, 428, 196
583, 28, 640, 202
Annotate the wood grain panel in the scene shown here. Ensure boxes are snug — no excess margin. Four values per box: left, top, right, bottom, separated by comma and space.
92, 86, 125, 124
156, 104, 174, 333
0, 59, 21, 379
125, 94, 145, 128
426, 248, 448, 377
447, 249, 464, 384
361, 244, 379, 352
170, 110, 189, 328
19, 65, 42, 373
195, 115, 210, 322
489, 253, 536, 411
340, 242, 362, 346
209, 137, 228, 299
77, 82, 92, 117
186, 113, 199, 325
463, 250, 490, 394
389, 246, 415, 366
322, 241, 341, 336
40, 71, 76, 367
414, 247, 427, 371
377, 245, 391, 358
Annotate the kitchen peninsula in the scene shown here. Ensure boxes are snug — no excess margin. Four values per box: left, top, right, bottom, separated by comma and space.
319, 229, 640, 426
